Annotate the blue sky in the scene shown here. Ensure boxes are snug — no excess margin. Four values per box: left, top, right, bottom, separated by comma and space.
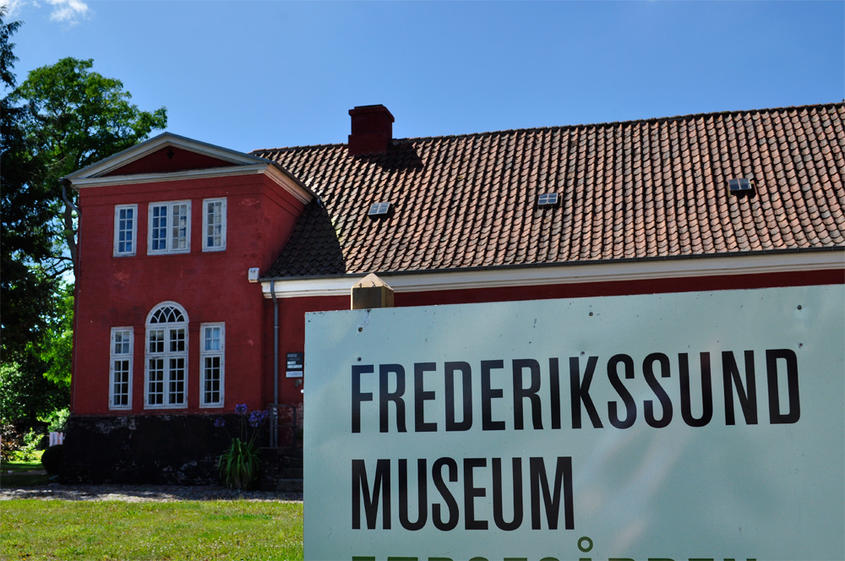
3, 0, 844, 153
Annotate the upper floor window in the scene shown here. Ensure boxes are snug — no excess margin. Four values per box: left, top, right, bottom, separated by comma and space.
148, 201, 190, 255
202, 198, 227, 252
145, 302, 188, 409
109, 327, 133, 409
114, 205, 137, 256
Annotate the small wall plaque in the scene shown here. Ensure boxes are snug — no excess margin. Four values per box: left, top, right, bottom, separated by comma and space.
285, 351, 303, 378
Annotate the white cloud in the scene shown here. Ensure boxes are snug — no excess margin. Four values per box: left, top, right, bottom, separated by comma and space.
0, 0, 27, 17
47, 0, 88, 24
1, 0, 88, 24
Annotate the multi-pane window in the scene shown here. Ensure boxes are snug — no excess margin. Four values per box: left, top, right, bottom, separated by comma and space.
145, 303, 188, 408
109, 327, 133, 409
200, 323, 225, 407
202, 198, 226, 252
148, 201, 190, 254
114, 205, 137, 256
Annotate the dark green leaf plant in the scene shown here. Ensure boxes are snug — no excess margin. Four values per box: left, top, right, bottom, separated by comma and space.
218, 404, 267, 489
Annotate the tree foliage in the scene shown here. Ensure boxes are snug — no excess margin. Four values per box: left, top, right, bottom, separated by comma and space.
39, 283, 74, 388
0, 6, 19, 89
0, 360, 69, 428
2, 9, 55, 367
1, 9, 167, 429
9, 56, 167, 275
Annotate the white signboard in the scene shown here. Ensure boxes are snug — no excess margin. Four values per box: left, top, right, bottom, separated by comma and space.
304, 285, 844, 561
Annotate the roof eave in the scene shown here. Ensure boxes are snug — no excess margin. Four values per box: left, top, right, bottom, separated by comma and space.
259, 247, 845, 299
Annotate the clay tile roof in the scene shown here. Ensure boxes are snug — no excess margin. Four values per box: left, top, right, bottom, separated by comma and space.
254, 102, 845, 278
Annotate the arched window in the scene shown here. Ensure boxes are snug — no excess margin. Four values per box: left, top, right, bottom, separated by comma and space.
145, 302, 188, 408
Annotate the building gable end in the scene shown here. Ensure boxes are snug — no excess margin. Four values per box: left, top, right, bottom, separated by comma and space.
64, 132, 314, 205
102, 146, 234, 176
64, 132, 269, 181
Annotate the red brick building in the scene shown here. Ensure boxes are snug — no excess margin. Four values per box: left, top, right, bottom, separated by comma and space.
63, 103, 844, 482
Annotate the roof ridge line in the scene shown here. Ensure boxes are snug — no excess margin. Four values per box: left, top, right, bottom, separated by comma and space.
252, 142, 346, 154
251, 100, 844, 154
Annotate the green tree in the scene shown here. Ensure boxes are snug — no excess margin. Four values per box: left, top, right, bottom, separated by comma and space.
1, 7, 56, 363
1, 11, 167, 429
39, 282, 74, 388
9, 56, 167, 275
0, 6, 20, 87
0, 360, 68, 429
0, 282, 74, 429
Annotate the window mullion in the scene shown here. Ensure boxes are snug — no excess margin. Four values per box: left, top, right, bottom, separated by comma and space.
145, 303, 189, 410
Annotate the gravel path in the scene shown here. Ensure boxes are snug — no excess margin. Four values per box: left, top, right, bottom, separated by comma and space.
0, 483, 301, 502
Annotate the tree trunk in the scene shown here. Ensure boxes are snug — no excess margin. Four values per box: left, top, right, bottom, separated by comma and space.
62, 198, 78, 277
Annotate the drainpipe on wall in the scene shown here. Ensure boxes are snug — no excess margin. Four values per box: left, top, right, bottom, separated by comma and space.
271, 279, 279, 449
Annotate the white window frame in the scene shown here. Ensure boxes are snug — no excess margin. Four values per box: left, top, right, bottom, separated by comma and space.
202, 198, 227, 252
144, 302, 189, 409
109, 327, 134, 410
199, 322, 225, 407
113, 204, 138, 257
148, 200, 191, 255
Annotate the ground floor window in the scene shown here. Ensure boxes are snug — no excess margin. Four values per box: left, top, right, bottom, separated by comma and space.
109, 327, 133, 409
145, 302, 188, 408
200, 323, 225, 407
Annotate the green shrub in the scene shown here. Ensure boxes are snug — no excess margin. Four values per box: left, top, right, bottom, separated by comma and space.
0, 424, 20, 461
8, 429, 45, 461
41, 444, 64, 475
41, 408, 69, 433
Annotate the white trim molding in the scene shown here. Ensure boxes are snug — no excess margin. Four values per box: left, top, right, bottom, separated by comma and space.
65, 132, 313, 206
199, 322, 225, 408
144, 301, 189, 410
70, 163, 313, 206
109, 327, 134, 410
261, 164, 312, 205
148, 200, 191, 255
64, 132, 268, 180
202, 198, 227, 252
113, 204, 138, 257
261, 250, 845, 299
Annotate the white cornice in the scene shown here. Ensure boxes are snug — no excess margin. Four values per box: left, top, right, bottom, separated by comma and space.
64, 132, 267, 180
262, 165, 312, 205
69, 164, 313, 205
70, 163, 268, 187
260, 250, 845, 299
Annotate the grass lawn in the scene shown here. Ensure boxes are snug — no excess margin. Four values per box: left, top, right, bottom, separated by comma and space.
0, 460, 42, 471
0, 499, 303, 560
0, 460, 50, 487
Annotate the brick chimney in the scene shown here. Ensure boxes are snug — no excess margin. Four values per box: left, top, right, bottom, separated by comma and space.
348, 105, 394, 156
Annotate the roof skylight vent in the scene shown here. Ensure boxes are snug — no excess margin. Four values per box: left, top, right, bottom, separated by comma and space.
728, 177, 754, 196
367, 201, 392, 217
537, 192, 560, 208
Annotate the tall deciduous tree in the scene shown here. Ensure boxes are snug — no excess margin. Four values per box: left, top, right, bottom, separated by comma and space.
1, 10, 167, 428
10, 56, 167, 276
1, 7, 55, 363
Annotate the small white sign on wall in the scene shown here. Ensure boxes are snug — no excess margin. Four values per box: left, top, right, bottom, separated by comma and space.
304, 285, 844, 561
286, 352, 304, 378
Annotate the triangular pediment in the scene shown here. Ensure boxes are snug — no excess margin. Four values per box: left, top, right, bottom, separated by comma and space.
64, 132, 268, 180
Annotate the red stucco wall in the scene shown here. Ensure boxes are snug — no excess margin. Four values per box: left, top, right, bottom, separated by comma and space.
73, 164, 843, 419
268, 267, 844, 409
72, 172, 304, 415
102, 147, 233, 176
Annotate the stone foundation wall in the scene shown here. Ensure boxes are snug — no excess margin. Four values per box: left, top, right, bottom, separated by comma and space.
61, 414, 299, 486
275, 402, 304, 447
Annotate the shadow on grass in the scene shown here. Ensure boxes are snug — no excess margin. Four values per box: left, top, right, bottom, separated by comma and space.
1, 461, 301, 500
1, 482, 301, 501
0, 462, 50, 488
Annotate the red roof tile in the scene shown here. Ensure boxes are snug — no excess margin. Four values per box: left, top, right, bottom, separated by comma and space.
254, 103, 845, 278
